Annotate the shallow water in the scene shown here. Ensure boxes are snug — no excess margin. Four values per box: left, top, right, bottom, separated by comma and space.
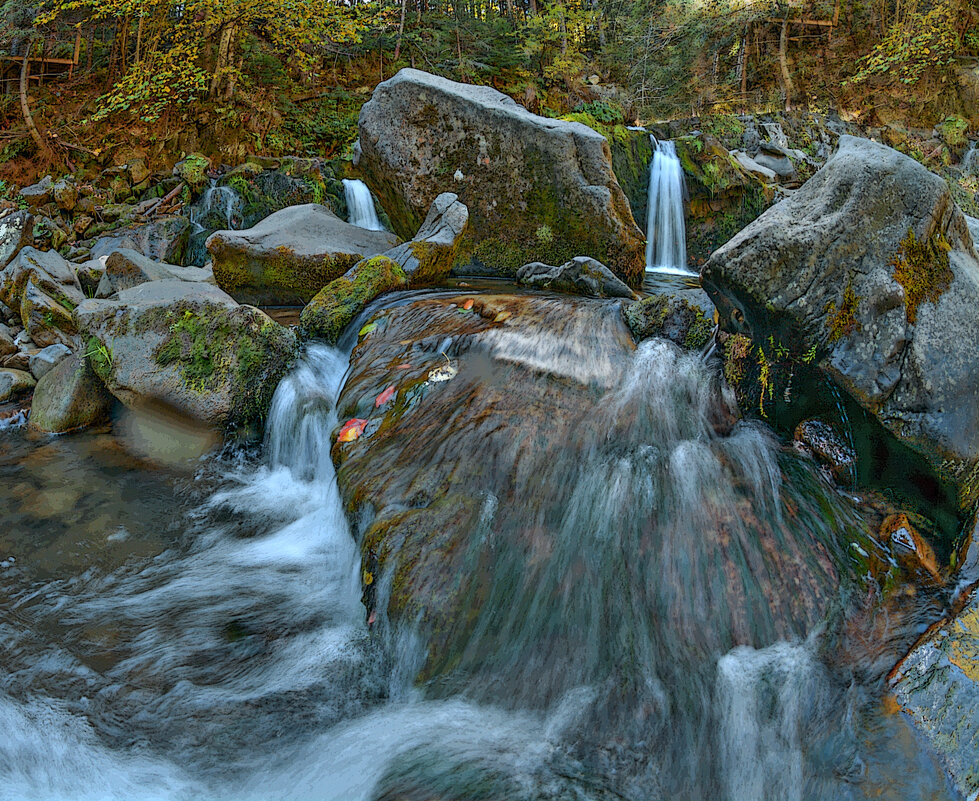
0, 288, 961, 801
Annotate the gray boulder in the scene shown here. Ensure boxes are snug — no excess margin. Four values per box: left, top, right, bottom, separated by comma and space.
87, 216, 191, 265
891, 588, 979, 801
29, 353, 115, 433
752, 141, 797, 180
75, 281, 295, 433
19, 176, 53, 209
0, 247, 85, 348
29, 343, 71, 380
517, 257, 636, 299
356, 68, 646, 286
206, 203, 399, 305
95, 248, 215, 297
703, 135, 979, 509
0, 211, 34, 268
383, 192, 469, 285
0, 323, 17, 358
0, 368, 35, 401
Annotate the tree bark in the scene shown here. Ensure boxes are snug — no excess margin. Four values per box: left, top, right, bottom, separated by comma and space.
20, 46, 55, 161
779, 18, 794, 111
394, 0, 408, 60
209, 22, 238, 99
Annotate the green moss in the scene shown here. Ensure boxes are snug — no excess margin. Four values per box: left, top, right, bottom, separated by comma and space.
299, 256, 408, 344
825, 279, 862, 342
624, 294, 714, 350
84, 336, 113, 383
939, 115, 969, 149
892, 227, 953, 324
154, 308, 231, 390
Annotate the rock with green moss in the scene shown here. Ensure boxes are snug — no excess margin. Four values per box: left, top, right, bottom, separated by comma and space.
299, 256, 407, 344
0, 211, 33, 270
356, 68, 646, 286
206, 204, 399, 305
623, 292, 714, 349
173, 153, 211, 193
517, 256, 635, 299
21, 274, 83, 348
28, 353, 115, 433
218, 162, 346, 228
75, 281, 295, 435
0, 246, 81, 310
703, 135, 979, 510
383, 192, 469, 286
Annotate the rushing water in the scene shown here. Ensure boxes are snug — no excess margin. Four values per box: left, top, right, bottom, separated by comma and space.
185, 181, 244, 266
645, 138, 692, 276
0, 286, 958, 800
342, 179, 384, 231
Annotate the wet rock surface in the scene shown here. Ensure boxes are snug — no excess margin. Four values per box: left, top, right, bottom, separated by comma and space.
516, 256, 635, 299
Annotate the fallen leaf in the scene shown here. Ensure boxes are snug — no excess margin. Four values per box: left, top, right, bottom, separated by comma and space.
359, 322, 378, 337
427, 363, 458, 383
493, 311, 511, 323
375, 385, 396, 408
338, 418, 368, 442
395, 363, 412, 370
462, 298, 474, 310
363, 570, 374, 586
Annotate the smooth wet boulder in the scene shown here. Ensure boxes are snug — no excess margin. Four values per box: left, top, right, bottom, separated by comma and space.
623, 292, 714, 350
206, 204, 399, 305
299, 256, 407, 344
75, 281, 296, 433
383, 192, 469, 285
0, 211, 34, 268
703, 135, 979, 509
0, 368, 35, 401
356, 68, 646, 285
95, 248, 215, 297
28, 343, 71, 380
516, 256, 636, 299
892, 589, 979, 800
28, 353, 115, 433
86, 216, 191, 265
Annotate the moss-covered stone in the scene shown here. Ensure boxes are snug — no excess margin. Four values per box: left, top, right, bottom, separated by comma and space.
175, 153, 211, 193
892, 227, 953, 324
299, 256, 408, 344
624, 294, 714, 350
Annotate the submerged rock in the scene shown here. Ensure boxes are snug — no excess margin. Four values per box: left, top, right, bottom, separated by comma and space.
793, 419, 856, 486
28, 353, 115, 433
356, 68, 646, 285
703, 135, 979, 510
516, 256, 635, 299
206, 203, 399, 305
75, 281, 295, 434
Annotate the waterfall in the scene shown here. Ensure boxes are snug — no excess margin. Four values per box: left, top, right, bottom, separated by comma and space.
342, 179, 384, 231
645, 138, 692, 276
185, 180, 244, 266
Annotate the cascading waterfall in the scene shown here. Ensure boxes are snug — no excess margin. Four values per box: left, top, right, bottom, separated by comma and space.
342, 179, 384, 231
185, 180, 244, 266
645, 137, 691, 275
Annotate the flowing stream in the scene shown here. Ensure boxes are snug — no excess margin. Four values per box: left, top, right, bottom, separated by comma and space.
0, 287, 958, 800
645, 138, 692, 276
185, 181, 244, 266
342, 179, 385, 231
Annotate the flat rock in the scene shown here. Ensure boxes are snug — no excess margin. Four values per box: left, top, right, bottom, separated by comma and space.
95, 247, 215, 297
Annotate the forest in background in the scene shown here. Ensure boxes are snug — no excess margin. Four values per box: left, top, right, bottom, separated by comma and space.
0, 0, 977, 186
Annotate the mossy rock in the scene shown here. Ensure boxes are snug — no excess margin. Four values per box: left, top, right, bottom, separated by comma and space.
624, 294, 714, 350
299, 256, 407, 344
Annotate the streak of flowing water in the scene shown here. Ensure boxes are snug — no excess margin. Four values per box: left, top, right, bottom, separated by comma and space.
185, 180, 244, 266
645, 138, 693, 276
342, 179, 384, 231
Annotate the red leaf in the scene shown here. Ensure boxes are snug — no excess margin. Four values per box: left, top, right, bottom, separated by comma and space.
375, 385, 396, 408
338, 418, 368, 443
461, 298, 474, 310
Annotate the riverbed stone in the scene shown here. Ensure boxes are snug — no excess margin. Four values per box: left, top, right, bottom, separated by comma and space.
206, 204, 399, 305
95, 248, 215, 297
75, 280, 295, 435
0, 368, 35, 401
383, 192, 469, 285
29, 353, 115, 433
28, 343, 71, 380
0, 211, 33, 270
517, 256, 636, 299
19, 176, 53, 209
356, 68, 646, 285
703, 135, 979, 509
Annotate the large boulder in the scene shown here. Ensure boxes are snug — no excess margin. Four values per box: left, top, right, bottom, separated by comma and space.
383, 192, 469, 285
95, 248, 215, 297
0, 211, 33, 268
703, 135, 979, 510
0, 247, 85, 348
87, 216, 191, 265
206, 204, 399, 305
356, 68, 646, 285
74, 281, 296, 433
28, 353, 115, 433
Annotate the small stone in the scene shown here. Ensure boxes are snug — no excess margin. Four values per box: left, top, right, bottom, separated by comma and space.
29, 343, 72, 380
19, 177, 53, 209
793, 419, 856, 485
0, 368, 35, 401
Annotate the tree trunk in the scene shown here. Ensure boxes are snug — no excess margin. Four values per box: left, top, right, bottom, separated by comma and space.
779, 18, 794, 111
394, 0, 408, 60
209, 22, 238, 99
20, 46, 54, 161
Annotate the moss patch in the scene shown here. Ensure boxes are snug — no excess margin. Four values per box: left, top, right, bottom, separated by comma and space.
892, 227, 953, 324
824, 279, 862, 342
623, 294, 713, 350
299, 256, 408, 344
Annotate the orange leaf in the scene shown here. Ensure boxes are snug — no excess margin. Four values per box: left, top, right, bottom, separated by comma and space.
375, 385, 396, 408
462, 298, 474, 310
338, 418, 367, 443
